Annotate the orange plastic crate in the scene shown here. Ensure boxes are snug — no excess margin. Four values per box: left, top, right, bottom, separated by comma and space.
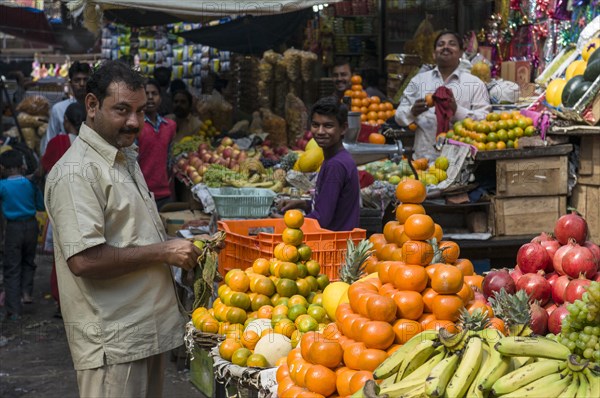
218, 218, 366, 280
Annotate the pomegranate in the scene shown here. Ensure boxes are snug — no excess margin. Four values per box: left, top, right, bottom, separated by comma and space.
482, 269, 516, 299
517, 242, 552, 273
548, 305, 569, 334
583, 241, 600, 265
564, 278, 592, 303
510, 266, 523, 284
596, 273, 600, 282
516, 272, 552, 306
531, 232, 554, 243
545, 272, 558, 287
561, 242, 598, 279
529, 303, 549, 335
540, 240, 560, 264
553, 244, 573, 275
544, 302, 557, 316
554, 212, 588, 245
551, 275, 571, 304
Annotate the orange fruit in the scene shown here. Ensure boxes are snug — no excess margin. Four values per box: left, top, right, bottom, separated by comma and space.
219, 338, 243, 361
395, 179, 426, 204
360, 321, 395, 350
431, 294, 464, 322
454, 258, 474, 276
404, 214, 435, 241
400, 240, 433, 266
368, 133, 386, 144
351, 75, 362, 84
392, 319, 422, 344
282, 228, 304, 246
305, 365, 337, 396
358, 348, 388, 371
349, 370, 374, 395
308, 339, 343, 368
246, 353, 269, 367
395, 203, 426, 224
438, 241, 460, 263
227, 271, 250, 292
431, 264, 464, 294
425, 94, 434, 107
284, 209, 305, 228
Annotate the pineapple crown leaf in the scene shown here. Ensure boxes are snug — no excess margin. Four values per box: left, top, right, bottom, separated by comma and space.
458, 307, 491, 331
339, 239, 373, 284
488, 288, 531, 328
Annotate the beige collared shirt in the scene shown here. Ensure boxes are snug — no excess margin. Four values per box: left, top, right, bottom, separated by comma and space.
45, 123, 186, 371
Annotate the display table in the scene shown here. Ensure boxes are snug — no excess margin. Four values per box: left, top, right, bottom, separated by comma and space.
473, 143, 573, 161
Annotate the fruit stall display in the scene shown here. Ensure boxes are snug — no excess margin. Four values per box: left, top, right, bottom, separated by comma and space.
345, 75, 396, 128
361, 156, 450, 187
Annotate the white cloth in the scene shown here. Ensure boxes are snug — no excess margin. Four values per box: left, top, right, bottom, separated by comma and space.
395, 66, 491, 161
40, 98, 76, 155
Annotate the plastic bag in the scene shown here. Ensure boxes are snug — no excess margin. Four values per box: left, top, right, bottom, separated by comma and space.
285, 93, 308, 144
260, 108, 287, 146
195, 91, 233, 132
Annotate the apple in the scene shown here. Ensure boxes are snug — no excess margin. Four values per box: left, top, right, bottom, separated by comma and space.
198, 143, 210, 151
222, 148, 233, 159
186, 166, 197, 177
263, 139, 272, 146
297, 139, 308, 150
190, 171, 202, 184
199, 165, 209, 175
232, 143, 239, 150
210, 154, 220, 163
192, 158, 203, 169
304, 131, 313, 140
221, 137, 234, 147
202, 153, 212, 163
238, 152, 248, 162
177, 158, 188, 169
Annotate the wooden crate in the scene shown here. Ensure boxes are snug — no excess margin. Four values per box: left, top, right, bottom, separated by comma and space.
496, 156, 568, 197
578, 135, 600, 186
493, 196, 567, 236
570, 184, 600, 243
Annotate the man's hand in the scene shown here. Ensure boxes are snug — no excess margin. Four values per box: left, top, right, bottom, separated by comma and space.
411, 99, 429, 117
277, 199, 308, 213
163, 239, 203, 271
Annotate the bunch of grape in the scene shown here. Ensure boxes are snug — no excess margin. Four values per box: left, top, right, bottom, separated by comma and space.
559, 281, 600, 363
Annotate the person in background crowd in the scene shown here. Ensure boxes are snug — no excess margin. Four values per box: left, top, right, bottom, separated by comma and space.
154, 66, 173, 116
395, 31, 490, 161
41, 61, 91, 155
332, 59, 353, 101
0, 150, 45, 321
138, 78, 177, 210
362, 69, 389, 101
41, 101, 86, 318
277, 96, 360, 231
167, 89, 203, 142
45, 60, 201, 396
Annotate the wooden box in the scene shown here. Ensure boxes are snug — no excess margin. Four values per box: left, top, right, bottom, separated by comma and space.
496, 156, 568, 197
570, 184, 600, 242
493, 196, 567, 236
578, 135, 600, 186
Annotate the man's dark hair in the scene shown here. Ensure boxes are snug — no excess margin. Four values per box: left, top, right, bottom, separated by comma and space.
433, 31, 464, 50
153, 66, 172, 88
64, 102, 86, 131
170, 79, 187, 93
68, 61, 92, 80
145, 78, 161, 91
311, 96, 348, 126
0, 149, 24, 170
172, 89, 193, 105
333, 58, 351, 70
86, 60, 145, 107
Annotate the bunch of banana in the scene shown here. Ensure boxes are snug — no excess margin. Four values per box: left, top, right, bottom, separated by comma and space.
363, 326, 512, 398
491, 336, 600, 398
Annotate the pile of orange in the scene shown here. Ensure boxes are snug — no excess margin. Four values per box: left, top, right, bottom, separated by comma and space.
345, 75, 396, 126
364, 179, 503, 335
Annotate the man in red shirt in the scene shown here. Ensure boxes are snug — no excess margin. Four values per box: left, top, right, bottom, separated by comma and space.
138, 79, 176, 210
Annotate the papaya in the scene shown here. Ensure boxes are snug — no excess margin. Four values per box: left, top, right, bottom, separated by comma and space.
583, 59, 600, 83
561, 76, 586, 106
565, 80, 592, 108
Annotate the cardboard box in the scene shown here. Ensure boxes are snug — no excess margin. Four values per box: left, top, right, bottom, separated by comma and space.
570, 184, 600, 242
496, 156, 568, 197
578, 135, 600, 186
501, 61, 532, 88
159, 210, 208, 236
493, 196, 567, 236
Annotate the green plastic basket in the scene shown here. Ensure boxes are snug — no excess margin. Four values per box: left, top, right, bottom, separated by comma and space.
207, 188, 277, 219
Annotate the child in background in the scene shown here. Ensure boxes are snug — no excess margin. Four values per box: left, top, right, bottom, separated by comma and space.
0, 150, 45, 320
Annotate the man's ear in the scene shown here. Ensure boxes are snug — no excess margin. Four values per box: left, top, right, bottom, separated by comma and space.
85, 93, 98, 120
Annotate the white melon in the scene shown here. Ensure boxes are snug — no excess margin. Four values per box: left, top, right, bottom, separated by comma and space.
253, 332, 292, 367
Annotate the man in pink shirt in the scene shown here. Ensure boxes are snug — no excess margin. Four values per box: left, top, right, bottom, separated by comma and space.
138, 79, 176, 210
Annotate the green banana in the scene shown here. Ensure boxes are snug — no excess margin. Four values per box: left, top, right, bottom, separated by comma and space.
501, 372, 572, 398
445, 336, 483, 398
561, 374, 580, 398
477, 340, 512, 392
495, 336, 571, 360
379, 351, 444, 396
373, 329, 438, 379
583, 368, 600, 397
424, 354, 460, 397
576, 370, 592, 398
399, 343, 437, 380
491, 360, 566, 395
510, 355, 535, 370
438, 328, 468, 351
378, 373, 397, 390
394, 339, 436, 382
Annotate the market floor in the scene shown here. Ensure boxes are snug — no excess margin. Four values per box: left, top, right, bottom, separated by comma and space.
0, 254, 201, 398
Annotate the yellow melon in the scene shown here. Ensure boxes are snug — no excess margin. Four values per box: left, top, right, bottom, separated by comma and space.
545, 78, 567, 107
582, 38, 600, 61
322, 281, 350, 321
297, 147, 324, 173
565, 60, 587, 80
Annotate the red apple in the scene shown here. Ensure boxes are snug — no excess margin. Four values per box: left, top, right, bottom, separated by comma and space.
221, 137, 234, 147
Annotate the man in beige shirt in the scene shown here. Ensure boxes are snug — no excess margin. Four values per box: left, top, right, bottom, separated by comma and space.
45, 60, 201, 397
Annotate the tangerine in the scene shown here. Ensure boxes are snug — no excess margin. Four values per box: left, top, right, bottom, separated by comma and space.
395, 179, 426, 204
368, 133, 386, 144
404, 214, 435, 241
282, 228, 304, 246
284, 209, 305, 228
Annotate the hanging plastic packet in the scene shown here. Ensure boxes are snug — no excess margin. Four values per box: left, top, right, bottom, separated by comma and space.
172, 65, 184, 79
183, 61, 194, 77
172, 47, 184, 64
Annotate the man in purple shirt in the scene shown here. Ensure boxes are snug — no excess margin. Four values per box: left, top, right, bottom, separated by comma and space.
278, 96, 360, 231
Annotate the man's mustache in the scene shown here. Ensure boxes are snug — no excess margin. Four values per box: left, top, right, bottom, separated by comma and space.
119, 128, 139, 134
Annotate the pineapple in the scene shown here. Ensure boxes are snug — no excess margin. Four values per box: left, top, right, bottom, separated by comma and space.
458, 307, 491, 331
488, 289, 533, 336
279, 152, 299, 171
338, 239, 373, 284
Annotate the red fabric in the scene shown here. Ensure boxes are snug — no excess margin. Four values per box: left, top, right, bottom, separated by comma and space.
41, 134, 72, 172
358, 170, 375, 189
433, 86, 455, 136
138, 118, 176, 200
